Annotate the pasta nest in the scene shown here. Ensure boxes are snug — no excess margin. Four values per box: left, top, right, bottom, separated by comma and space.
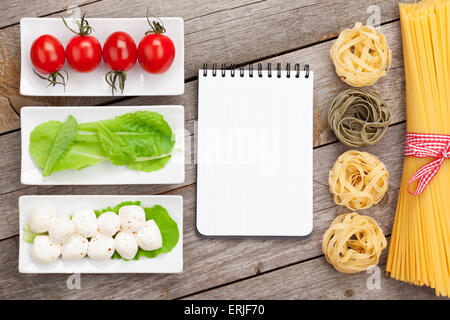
330, 22, 391, 87
322, 212, 387, 273
328, 150, 389, 210
328, 89, 392, 147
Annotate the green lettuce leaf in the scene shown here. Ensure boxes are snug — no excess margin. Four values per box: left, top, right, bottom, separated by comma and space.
97, 121, 136, 165
42, 116, 78, 176
29, 120, 62, 169
79, 111, 175, 158
126, 155, 172, 172
30, 111, 176, 176
30, 121, 106, 174
52, 141, 106, 172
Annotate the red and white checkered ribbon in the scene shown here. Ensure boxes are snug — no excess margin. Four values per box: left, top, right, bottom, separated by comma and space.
405, 133, 450, 195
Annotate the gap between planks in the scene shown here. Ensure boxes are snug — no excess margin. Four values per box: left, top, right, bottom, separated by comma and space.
176, 252, 326, 300
0, 0, 105, 31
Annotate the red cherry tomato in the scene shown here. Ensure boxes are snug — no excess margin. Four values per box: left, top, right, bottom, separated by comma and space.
62, 13, 102, 72
30, 35, 65, 74
102, 31, 137, 95
103, 31, 137, 72
138, 14, 175, 74
138, 34, 175, 74
66, 35, 102, 72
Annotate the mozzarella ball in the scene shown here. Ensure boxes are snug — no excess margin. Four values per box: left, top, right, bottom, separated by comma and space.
31, 235, 61, 264
61, 234, 89, 261
97, 211, 120, 237
72, 208, 98, 238
48, 216, 74, 244
118, 205, 145, 232
114, 232, 138, 260
136, 220, 163, 251
29, 207, 55, 233
87, 234, 115, 261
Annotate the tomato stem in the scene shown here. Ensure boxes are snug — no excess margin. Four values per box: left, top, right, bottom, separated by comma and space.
145, 8, 166, 35
33, 69, 69, 91
61, 12, 93, 36
105, 70, 127, 96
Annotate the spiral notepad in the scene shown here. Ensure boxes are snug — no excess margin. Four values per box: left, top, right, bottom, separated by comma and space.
196, 63, 314, 237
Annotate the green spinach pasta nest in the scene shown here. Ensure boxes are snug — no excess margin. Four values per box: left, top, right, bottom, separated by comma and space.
328, 89, 391, 147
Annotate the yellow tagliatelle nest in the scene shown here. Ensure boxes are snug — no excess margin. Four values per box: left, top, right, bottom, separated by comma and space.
322, 212, 387, 273
329, 150, 388, 210
330, 22, 391, 87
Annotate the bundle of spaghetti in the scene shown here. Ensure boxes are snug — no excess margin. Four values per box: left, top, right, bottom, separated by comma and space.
330, 22, 391, 87
386, 0, 450, 296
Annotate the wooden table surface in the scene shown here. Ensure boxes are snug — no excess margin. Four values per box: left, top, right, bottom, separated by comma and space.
0, 0, 444, 300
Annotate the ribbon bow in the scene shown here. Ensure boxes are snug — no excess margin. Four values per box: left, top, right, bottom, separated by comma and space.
405, 133, 450, 195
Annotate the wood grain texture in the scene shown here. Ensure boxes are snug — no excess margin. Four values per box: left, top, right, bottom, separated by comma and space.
0, 0, 100, 28
184, 245, 442, 300
0, 122, 407, 299
0, 0, 403, 114
0, 97, 19, 133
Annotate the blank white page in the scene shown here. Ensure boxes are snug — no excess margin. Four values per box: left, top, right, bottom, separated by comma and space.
197, 67, 313, 237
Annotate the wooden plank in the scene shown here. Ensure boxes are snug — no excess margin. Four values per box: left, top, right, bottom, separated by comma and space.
0, 0, 402, 115
0, 0, 100, 29
0, 97, 20, 133
0, 122, 407, 299
183, 247, 442, 300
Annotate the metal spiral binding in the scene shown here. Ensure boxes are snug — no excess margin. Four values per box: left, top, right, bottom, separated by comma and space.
202, 63, 310, 78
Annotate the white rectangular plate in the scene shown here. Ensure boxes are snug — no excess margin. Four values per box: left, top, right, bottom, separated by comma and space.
21, 106, 185, 185
19, 195, 183, 273
20, 17, 184, 96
